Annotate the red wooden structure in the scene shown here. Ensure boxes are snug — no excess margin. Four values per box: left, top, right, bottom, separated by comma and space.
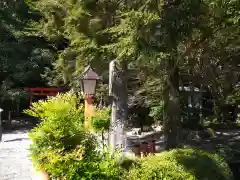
26, 87, 65, 105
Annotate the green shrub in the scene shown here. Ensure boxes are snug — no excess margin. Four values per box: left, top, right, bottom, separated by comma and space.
91, 106, 111, 132
25, 92, 122, 180
149, 102, 164, 123
118, 155, 139, 171
128, 148, 233, 180
91, 106, 111, 146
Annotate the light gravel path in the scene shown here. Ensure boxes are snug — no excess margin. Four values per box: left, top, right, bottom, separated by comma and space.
0, 130, 34, 180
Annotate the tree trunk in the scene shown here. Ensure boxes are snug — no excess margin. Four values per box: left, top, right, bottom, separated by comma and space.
163, 58, 181, 150
102, 130, 104, 148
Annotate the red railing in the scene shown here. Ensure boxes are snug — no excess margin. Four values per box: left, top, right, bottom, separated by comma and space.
25, 87, 66, 105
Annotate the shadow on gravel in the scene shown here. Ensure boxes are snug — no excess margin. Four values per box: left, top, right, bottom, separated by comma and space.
2, 117, 39, 133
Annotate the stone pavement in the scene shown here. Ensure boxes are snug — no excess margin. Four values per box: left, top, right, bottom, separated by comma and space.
0, 130, 34, 180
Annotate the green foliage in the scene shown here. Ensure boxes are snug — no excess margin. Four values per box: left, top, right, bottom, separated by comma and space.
117, 156, 138, 172
225, 87, 240, 105
91, 106, 111, 132
149, 101, 164, 123
67, 150, 123, 180
25, 92, 83, 121
27, 0, 240, 149
0, 0, 55, 105
25, 92, 123, 180
128, 148, 233, 180
27, 0, 116, 86
26, 0, 240, 102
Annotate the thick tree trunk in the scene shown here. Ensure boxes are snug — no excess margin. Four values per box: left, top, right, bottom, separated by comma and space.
164, 59, 181, 150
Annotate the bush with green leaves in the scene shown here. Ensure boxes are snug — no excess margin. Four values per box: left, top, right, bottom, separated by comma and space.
91, 106, 111, 132
24, 92, 122, 180
128, 148, 232, 180
91, 106, 110, 145
149, 102, 164, 124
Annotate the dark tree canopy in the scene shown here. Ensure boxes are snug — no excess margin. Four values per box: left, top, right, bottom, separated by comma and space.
0, 0, 238, 148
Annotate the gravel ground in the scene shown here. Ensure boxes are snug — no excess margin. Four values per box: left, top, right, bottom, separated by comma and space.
0, 130, 34, 180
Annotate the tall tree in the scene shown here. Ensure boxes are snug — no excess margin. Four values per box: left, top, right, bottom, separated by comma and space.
28, 0, 240, 149
0, 0, 55, 107
107, 0, 239, 148
106, 0, 207, 149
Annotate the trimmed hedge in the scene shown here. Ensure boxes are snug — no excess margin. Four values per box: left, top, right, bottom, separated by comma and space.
128, 148, 233, 180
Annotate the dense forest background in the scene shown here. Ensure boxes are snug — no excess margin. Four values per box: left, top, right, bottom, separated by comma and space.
0, 0, 239, 148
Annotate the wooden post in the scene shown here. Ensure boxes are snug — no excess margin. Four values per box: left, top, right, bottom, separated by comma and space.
8, 111, 11, 128
0, 111, 2, 142
17, 101, 20, 116
29, 92, 33, 106
84, 94, 94, 131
